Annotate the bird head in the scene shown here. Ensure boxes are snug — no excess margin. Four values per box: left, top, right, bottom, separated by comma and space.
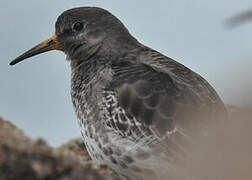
10, 7, 136, 66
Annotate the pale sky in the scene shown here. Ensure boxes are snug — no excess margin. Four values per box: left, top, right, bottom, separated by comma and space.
1, 0, 252, 145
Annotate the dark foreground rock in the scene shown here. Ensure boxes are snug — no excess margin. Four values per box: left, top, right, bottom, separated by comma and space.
0, 117, 119, 180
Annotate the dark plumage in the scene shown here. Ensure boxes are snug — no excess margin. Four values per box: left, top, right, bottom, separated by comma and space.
10, 7, 227, 180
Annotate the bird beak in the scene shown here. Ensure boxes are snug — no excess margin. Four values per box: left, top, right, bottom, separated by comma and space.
9, 33, 61, 66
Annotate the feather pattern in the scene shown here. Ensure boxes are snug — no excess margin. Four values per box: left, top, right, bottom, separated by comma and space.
70, 47, 227, 180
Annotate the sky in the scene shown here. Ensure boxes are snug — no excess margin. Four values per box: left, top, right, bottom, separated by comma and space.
1, 0, 252, 146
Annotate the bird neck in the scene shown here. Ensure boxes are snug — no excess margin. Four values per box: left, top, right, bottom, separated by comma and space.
102, 33, 141, 56
70, 54, 107, 83
69, 35, 143, 91
70, 55, 113, 112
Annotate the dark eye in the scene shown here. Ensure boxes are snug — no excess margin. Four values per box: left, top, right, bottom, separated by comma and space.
72, 22, 84, 32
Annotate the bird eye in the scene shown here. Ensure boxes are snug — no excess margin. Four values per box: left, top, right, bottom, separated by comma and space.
72, 22, 84, 32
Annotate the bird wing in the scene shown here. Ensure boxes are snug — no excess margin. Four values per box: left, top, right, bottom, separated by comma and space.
106, 52, 227, 158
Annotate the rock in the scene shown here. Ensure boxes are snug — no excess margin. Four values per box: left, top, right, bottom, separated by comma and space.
0, 117, 119, 180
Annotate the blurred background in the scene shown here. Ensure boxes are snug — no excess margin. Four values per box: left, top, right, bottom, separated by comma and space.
1, 0, 252, 146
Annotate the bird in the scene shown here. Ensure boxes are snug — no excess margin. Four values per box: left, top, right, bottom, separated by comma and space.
10, 7, 227, 180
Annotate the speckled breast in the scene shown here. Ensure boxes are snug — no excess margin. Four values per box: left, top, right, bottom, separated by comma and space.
72, 87, 169, 179
70, 67, 173, 180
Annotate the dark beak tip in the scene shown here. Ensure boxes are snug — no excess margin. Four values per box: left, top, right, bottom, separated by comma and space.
9, 57, 23, 66
9, 61, 15, 66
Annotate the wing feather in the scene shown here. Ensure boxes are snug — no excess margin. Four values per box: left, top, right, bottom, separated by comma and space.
104, 53, 227, 159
